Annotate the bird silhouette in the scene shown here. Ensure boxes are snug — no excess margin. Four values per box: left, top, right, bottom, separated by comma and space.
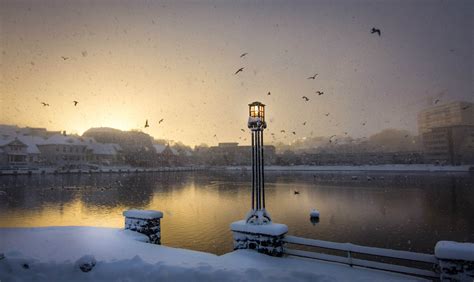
325, 113, 330, 116
61, 56, 69, 60
307, 74, 318, 79
73, 101, 78, 106
434, 99, 440, 104
302, 96, 309, 101
292, 131, 296, 135
240, 53, 248, 58
267, 91, 271, 96
316, 91, 324, 95
302, 121, 306, 125
158, 119, 164, 124
241, 129, 245, 132
234, 67, 244, 75
371, 27, 381, 36
144, 119, 150, 128
462, 105, 471, 110
294, 190, 300, 195
41, 102, 49, 106
280, 130, 286, 133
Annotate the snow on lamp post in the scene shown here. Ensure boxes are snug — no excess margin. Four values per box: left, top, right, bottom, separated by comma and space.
230, 102, 287, 257
246, 101, 271, 225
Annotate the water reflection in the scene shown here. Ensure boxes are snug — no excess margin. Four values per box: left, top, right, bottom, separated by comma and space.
0, 171, 473, 255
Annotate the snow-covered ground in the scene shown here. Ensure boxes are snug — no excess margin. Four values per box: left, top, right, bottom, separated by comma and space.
0, 227, 425, 281
221, 164, 472, 172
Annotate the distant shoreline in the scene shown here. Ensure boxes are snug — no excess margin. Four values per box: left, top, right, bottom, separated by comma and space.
0, 164, 472, 176
217, 164, 473, 173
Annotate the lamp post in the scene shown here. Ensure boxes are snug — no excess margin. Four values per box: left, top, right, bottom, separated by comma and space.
246, 101, 271, 225
230, 102, 287, 256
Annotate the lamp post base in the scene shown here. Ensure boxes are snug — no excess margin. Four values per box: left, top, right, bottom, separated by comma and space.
245, 209, 272, 225
230, 219, 288, 257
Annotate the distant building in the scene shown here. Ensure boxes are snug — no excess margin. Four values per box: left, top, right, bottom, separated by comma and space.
0, 138, 28, 167
207, 142, 276, 166
418, 101, 474, 164
422, 125, 474, 165
418, 101, 474, 134
153, 144, 179, 166
37, 135, 91, 165
86, 142, 123, 165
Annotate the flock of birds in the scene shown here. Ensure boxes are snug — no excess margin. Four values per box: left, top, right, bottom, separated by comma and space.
230, 27, 383, 143
37, 26, 465, 145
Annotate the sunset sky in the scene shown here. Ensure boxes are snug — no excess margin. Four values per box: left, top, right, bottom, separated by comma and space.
1, 0, 472, 146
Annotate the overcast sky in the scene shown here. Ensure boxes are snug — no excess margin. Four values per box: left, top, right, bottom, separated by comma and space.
1, 0, 472, 146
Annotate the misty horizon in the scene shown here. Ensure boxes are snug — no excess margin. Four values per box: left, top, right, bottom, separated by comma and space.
1, 0, 473, 147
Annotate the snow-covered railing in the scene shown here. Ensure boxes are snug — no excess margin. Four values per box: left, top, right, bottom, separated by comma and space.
283, 235, 439, 278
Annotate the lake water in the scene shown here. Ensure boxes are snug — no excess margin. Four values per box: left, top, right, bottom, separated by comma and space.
0, 170, 473, 255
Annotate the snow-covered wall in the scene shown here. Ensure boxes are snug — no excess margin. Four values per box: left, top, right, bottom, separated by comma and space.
123, 209, 163, 245
435, 241, 474, 281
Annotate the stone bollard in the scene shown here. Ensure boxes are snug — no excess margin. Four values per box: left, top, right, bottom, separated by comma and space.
123, 209, 163, 244
435, 241, 474, 281
230, 220, 288, 257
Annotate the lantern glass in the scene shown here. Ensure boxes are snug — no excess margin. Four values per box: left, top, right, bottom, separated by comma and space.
249, 102, 265, 122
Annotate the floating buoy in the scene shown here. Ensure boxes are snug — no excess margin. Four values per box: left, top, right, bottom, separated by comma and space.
310, 208, 320, 218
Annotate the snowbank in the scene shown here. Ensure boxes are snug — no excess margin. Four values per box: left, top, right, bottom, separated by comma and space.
231, 220, 288, 236
435, 241, 474, 261
0, 227, 425, 281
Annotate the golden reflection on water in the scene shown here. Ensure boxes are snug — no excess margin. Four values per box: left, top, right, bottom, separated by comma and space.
0, 172, 473, 254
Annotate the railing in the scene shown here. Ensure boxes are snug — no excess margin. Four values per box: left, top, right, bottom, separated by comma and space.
283, 235, 439, 278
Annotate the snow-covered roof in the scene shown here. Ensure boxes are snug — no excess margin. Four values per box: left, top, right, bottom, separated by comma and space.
87, 143, 121, 155
153, 144, 178, 155
16, 135, 46, 154
42, 135, 96, 146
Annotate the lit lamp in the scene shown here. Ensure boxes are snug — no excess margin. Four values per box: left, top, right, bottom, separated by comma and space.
246, 102, 271, 224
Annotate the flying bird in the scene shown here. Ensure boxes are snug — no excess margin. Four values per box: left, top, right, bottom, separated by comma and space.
240, 53, 248, 58
302, 121, 306, 125
325, 113, 330, 116
307, 74, 318, 80
316, 91, 324, 95
73, 101, 78, 106
267, 92, 271, 96
302, 96, 309, 101
144, 119, 150, 128
61, 56, 69, 60
462, 105, 471, 110
434, 99, 440, 104
292, 131, 296, 135
158, 119, 164, 124
371, 27, 381, 36
234, 67, 244, 75
280, 130, 286, 133
41, 102, 49, 107
241, 129, 245, 132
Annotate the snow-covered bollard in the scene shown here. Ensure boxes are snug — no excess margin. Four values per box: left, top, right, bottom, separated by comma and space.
435, 241, 474, 281
230, 219, 288, 257
123, 209, 163, 245
310, 209, 320, 218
